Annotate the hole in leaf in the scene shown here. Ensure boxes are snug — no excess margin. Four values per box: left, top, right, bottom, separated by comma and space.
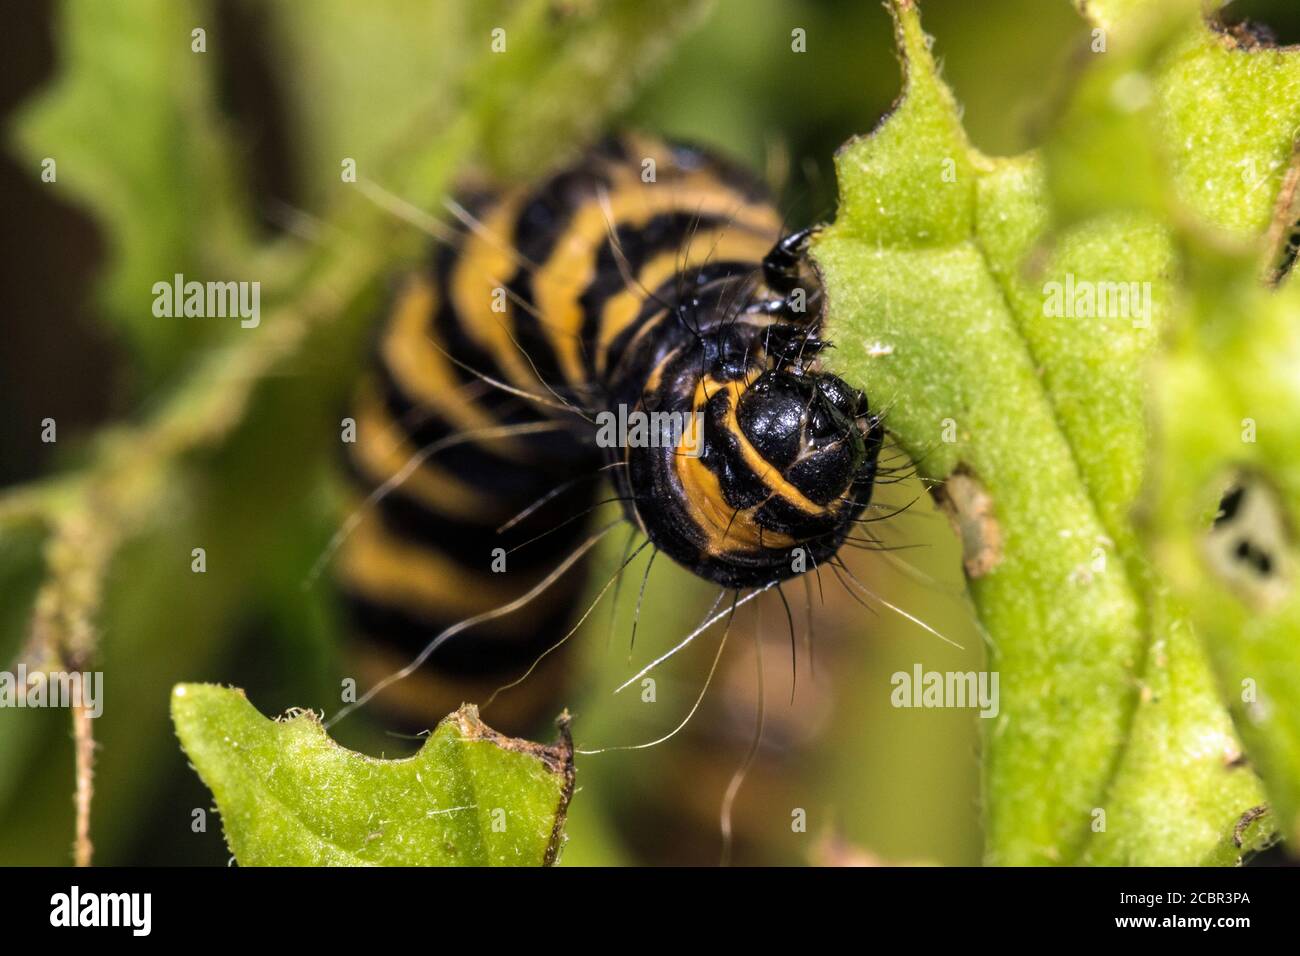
1204, 472, 1294, 609
1214, 0, 1300, 48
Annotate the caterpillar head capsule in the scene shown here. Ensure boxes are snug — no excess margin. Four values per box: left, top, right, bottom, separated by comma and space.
620, 341, 886, 589
736, 368, 877, 524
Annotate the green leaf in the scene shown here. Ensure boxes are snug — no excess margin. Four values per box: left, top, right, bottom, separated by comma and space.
812, 0, 1272, 864
1064, 0, 1300, 850
9, 0, 257, 384
1057, 1, 1300, 240
171, 684, 575, 866
259, 0, 506, 209
1155, 19, 1300, 238
1148, 261, 1300, 848
465, 0, 715, 181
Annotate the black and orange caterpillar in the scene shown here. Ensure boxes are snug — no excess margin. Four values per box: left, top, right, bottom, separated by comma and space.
337, 134, 884, 733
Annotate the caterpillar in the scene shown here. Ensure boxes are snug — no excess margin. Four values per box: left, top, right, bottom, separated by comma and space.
335, 133, 885, 735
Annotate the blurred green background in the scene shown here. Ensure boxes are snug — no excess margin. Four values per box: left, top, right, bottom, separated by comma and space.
1, 0, 1296, 866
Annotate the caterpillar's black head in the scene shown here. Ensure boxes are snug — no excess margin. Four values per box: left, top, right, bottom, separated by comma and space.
736, 367, 877, 524
620, 339, 886, 589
